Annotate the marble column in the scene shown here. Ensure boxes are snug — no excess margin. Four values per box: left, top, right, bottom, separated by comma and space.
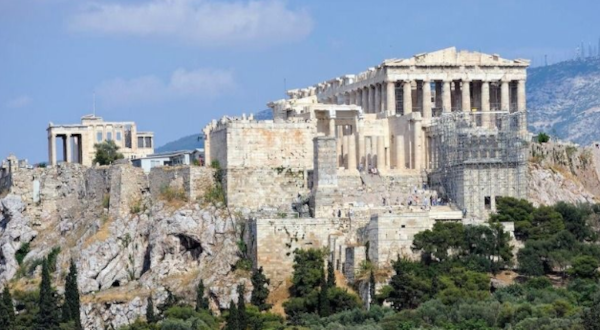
337, 126, 343, 167
342, 134, 349, 169
50, 134, 56, 166
358, 132, 365, 169
348, 134, 356, 170
374, 84, 381, 113
442, 80, 451, 113
481, 81, 490, 127
370, 85, 376, 113
395, 135, 404, 170
366, 87, 373, 113
403, 80, 412, 115
362, 88, 368, 111
422, 80, 432, 119
501, 80, 510, 111
386, 81, 396, 116
329, 116, 335, 137
377, 136, 385, 169
66, 134, 72, 163
365, 137, 372, 170
517, 80, 526, 111
413, 120, 422, 170
461, 80, 471, 112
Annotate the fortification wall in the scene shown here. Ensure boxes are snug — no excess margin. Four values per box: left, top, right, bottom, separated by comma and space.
225, 168, 308, 211
252, 217, 353, 286
210, 121, 316, 170
149, 166, 215, 202
368, 212, 435, 268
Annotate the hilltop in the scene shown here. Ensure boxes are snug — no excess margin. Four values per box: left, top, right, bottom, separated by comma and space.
527, 57, 600, 145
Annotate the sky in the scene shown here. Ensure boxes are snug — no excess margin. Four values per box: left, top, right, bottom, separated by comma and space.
2, 0, 600, 163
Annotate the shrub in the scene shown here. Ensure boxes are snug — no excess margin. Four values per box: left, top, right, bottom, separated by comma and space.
93, 140, 124, 165
160, 186, 188, 203
537, 132, 550, 144
102, 194, 110, 209
15, 242, 30, 265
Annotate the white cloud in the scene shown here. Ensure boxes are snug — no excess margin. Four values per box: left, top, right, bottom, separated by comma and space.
95, 68, 235, 106
69, 0, 313, 48
6, 95, 32, 108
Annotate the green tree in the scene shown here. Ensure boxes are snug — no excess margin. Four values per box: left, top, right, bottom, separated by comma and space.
236, 284, 247, 330
146, 295, 157, 324
36, 258, 60, 330
327, 260, 336, 288
529, 206, 565, 240
0, 287, 11, 329
318, 269, 330, 317
583, 294, 600, 330
250, 267, 271, 311
412, 222, 464, 263
369, 270, 376, 306
62, 259, 82, 329
195, 280, 209, 312
490, 197, 535, 240
570, 255, 599, 279
554, 202, 595, 241
388, 262, 428, 311
289, 248, 325, 297
2, 286, 15, 327
226, 300, 239, 330
93, 140, 124, 165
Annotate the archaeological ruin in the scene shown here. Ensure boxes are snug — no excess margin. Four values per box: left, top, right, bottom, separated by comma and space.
203, 47, 531, 285
47, 114, 155, 166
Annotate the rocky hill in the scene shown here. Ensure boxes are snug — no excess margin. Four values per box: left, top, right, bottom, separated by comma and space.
0, 165, 250, 329
527, 58, 600, 145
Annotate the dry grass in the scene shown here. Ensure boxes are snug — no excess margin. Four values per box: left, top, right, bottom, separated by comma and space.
82, 215, 114, 249
334, 270, 359, 296
10, 277, 40, 293
493, 270, 519, 285
267, 279, 291, 317
165, 269, 201, 289
82, 285, 150, 304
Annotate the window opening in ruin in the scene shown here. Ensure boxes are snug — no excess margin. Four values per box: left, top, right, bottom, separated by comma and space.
107, 132, 112, 141
138, 137, 144, 148
116, 132, 122, 141
484, 196, 491, 210
96, 132, 102, 142
401, 225, 406, 228
145, 137, 152, 148
124, 125, 132, 148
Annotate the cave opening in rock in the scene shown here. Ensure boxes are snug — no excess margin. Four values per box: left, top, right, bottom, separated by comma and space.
176, 234, 203, 260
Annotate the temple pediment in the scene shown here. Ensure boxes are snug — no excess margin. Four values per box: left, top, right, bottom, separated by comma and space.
383, 47, 529, 67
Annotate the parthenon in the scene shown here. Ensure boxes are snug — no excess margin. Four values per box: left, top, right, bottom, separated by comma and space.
203, 47, 530, 219
47, 115, 154, 166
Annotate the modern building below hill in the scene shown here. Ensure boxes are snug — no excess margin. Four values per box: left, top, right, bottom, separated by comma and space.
132, 149, 204, 173
47, 115, 154, 167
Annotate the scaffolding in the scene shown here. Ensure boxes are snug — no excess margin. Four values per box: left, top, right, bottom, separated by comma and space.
428, 111, 528, 219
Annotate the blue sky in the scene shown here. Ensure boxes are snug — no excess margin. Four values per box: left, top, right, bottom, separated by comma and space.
2, 0, 600, 163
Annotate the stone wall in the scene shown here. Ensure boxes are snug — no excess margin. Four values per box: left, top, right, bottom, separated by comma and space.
368, 212, 435, 268
210, 121, 316, 170
149, 166, 215, 203
251, 217, 353, 286
225, 168, 308, 211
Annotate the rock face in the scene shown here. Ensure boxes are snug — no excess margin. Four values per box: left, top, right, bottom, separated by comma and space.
0, 163, 250, 330
528, 142, 600, 206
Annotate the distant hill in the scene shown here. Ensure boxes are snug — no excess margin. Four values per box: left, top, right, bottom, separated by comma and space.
528, 58, 600, 145
155, 109, 273, 153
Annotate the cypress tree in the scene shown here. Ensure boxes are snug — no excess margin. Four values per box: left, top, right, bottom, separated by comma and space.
146, 295, 157, 324
36, 258, 60, 330
318, 268, 330, 317
2, 286, 15, 326
0, 288, 10, 329
369, 270, 376, 306
250, 266, 271, 311
62, 259, 82, 329
226, 300, 239, 330
196, 279, 209, 311
327, 260, 336, 288
237, 284, 247, 330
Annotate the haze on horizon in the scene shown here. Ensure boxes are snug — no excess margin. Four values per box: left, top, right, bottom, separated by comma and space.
2, 0, 600, 163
